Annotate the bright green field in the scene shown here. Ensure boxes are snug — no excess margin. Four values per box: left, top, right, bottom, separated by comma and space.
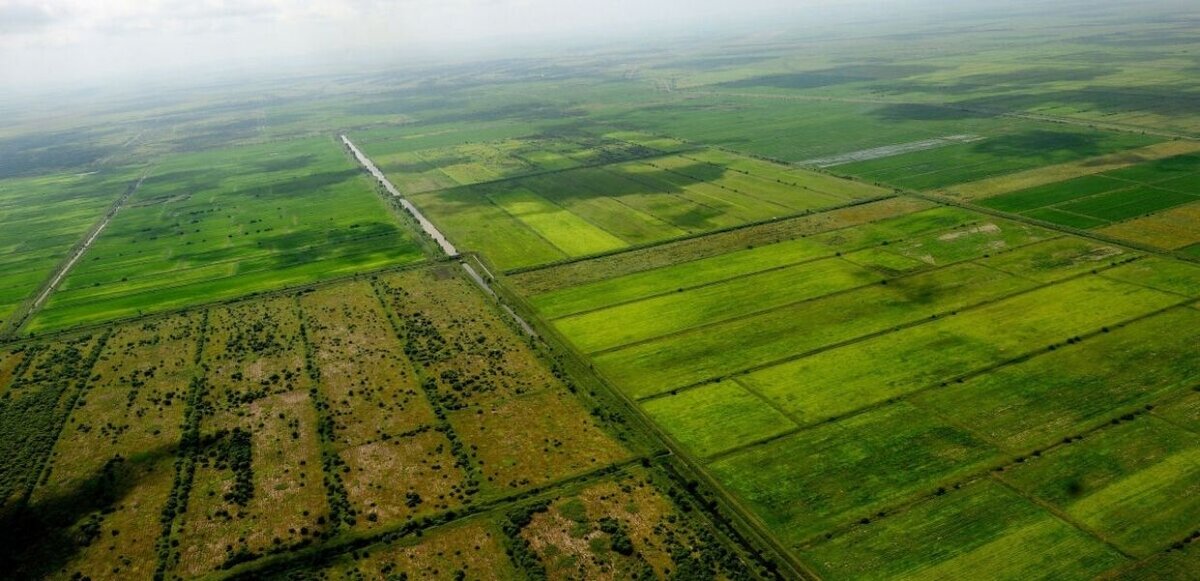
0, 167, 143, 325
553, 257, 880, 353
801, 479, 1127, 580
708, 401, 1000, 545
740, 275, 1180, 425
642, 380, 796, 458
27, 137, 424, 332
597, 262, 1035, 399
915, 307, 1200, 451
406, 148, 887, 270
999, 416, 1200, 557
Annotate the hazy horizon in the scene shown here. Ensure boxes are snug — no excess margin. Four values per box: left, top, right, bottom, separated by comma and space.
1, 0, 1162, 95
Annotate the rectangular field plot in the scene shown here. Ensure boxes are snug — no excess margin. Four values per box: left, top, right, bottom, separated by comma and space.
739, 275, 1179, 425
509, 467, 750, 579
708, 402, 1000, 546
998, 417, 1200, 557
914, 307, 1200, 451
0, 332, 103, 507
516, 196, 926, 300
1096, 201, 1200, 250
553, 257, 880, 353
0, 167, 143, 325
643, 380, 796, 458
299, 281, 454, 531
356, 132, 672, 195
801, 480, 1126, 580
266, 517, 519, 580
971, 148, 1200, 247
28, 315, 201, 580
596, 262, 1035, 399
171, 299, 328, 577
27, 137, 425, 334
980, 237, 1134, 282
835, 127, 1157, 191
408, 148, 888, 270
374, 267, 630, 497
1101, 257, 1200, 297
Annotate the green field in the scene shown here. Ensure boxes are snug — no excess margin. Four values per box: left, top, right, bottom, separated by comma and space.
403, 148, 888, 270
26, 137, 425, 333
0, 167, 142, 325
4, 4, 1200, 578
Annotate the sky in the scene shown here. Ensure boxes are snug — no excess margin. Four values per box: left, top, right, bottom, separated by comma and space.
0, 0, 849, 90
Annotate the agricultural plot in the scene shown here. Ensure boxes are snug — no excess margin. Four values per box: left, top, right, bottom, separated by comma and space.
298, 281, 452, 532
834, 127, 1158, 191
406, 148, 888, 270
268, 516, 519, 580
0, 166, 142, 326
262, 467, 754, 580
0, 333, 103, 509
356, 132, 675, 195
171, 299, 328, 577
372, 267, 630, 495
506, 468, 751, 579
22, 315, 201, 580
801, 479, 1127, 580
515, 184, 1191, 574
27, 136, 425, 334
973, 150, 1200, 247
998, 416, 1200, 558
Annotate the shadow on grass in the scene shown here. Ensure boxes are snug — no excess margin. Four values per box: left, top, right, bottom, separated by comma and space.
0, 444, 176, 579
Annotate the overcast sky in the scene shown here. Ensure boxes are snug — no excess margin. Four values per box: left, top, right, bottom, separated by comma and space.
1, 0, 859, 90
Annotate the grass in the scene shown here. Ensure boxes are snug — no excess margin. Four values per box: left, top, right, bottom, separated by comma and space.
490, 189, 628, 256
531, 236, 834, 319
512, 196, 931, 295
981, 237, 1134, 282
553, 257, 880, 353
0, 166, 143, 325
284, 517, 519, 580
800, 479, 1127, 580
708, 401, 1000, 546
740, 275, 1179, 425
1100, 257, 1200, 297
596, 262, 1035, 399
914, 307, 1200, 452
172, 298, 327, 577
1096, 202, 1200, 250
642, 380, 796, 458
406, 148, 884, 270
27, 137, 425, 334
998, 416, 1200, 557
948, 140, 1200, 200
836, 128, 1158, 191
31, 316, 201, 580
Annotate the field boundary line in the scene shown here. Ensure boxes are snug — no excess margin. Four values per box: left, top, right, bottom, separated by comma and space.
631, 248, 1127, 404
988, 473, 1137, 560
578, 230, 1068, 352
540, 207, 998, 321
488, 268, 817, 579
701, 297, 1195, 465
212, 457, 652, 581
396, 144, 708, 199
0, 258, 444, 347
501, 194, 899, 276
